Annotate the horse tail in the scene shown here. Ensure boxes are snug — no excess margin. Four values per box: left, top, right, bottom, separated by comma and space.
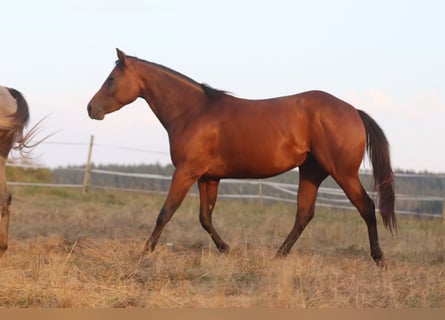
7, 88, 30, 125
357, 109, 397, 234
4, 88, 31, 151
1, 88, 48, 156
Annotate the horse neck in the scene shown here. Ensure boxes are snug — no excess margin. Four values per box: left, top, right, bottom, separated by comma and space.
136, 61, 206, 131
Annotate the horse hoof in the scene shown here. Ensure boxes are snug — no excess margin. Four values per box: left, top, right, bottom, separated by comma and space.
374, 258, 386, 268
0, 245, 7, 258
217, 243, 230, 254
274, 247, 290, 258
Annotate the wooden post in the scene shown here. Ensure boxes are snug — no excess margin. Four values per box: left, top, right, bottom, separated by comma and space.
442, 198, 445, 224
82, 135, 94, 194
259, 179, 264, 209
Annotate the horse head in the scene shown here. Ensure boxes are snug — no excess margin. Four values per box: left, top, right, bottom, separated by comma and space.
87, 49, 142, 120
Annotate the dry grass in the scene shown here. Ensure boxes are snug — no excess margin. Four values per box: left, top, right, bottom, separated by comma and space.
0, 187, 444, 307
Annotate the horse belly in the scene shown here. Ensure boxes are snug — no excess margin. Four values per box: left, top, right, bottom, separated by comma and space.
209, 136, 308, 179
189, 101, 309, 179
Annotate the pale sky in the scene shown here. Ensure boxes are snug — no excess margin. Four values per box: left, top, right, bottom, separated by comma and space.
1, 0, 444, 172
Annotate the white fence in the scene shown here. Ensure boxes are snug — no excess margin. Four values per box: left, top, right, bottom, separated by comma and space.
6, 136, 445, 220
92, 168, 444, 219
7, 164, 445, 220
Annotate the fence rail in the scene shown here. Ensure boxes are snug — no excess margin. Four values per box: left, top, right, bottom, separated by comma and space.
7, 165, 444, 220
6, 135, 445, 221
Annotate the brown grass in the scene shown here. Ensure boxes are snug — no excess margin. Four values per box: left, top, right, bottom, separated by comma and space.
0, 187, 444, 307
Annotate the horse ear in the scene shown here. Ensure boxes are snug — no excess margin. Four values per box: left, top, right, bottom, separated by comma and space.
116, 48, 127, 66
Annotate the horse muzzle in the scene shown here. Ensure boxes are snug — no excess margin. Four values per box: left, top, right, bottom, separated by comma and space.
87, 104, 105, 120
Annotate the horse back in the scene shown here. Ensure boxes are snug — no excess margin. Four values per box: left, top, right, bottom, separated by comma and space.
175, 90, 364, 179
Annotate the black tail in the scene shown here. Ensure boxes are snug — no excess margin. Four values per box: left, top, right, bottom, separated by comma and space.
7, 88, 30, 125
6, 88, 30, 147
4, 88, 48, 156
357, 110, 397, 233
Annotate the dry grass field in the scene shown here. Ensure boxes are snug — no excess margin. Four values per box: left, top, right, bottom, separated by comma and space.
0, 186, 444, 307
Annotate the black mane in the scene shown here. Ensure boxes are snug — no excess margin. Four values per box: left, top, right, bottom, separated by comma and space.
201, 83, 228, 99
118, 56, 229, 99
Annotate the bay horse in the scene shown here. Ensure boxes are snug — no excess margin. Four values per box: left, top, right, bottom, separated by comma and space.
87, 49, 396, 266
0, 86, 31, 257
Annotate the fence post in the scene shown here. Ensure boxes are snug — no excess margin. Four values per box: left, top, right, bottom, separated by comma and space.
258, 179, 264, 208
82, 135, 94, 194
442, 198, 445, 224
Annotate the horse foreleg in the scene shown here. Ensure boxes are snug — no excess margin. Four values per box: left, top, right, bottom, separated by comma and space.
0, 191, 11, 257
0, 162, 11, 258
276, 162, 327, 257
198, 179, 229, 253
143, 168, 196, 254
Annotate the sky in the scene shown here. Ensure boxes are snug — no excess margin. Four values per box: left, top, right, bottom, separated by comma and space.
1, 0, 444, 172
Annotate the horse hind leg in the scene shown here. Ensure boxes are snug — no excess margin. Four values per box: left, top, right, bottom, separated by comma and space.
276, 161, 328, 257
335, 174, 384, 266
198, 179, 229, 253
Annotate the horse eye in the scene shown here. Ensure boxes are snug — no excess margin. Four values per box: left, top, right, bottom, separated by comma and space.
108, 77, 114, 82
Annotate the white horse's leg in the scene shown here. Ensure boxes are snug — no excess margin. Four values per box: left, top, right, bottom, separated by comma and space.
0, 155, 10, 257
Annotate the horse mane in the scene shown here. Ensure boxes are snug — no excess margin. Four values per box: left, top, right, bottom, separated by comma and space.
201, 83, 228, 99
118, 56, 229, 100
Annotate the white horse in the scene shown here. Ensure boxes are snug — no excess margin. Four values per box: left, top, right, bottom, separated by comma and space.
0, 86, 30, 257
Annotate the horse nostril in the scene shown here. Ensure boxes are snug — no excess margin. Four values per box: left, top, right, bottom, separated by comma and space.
87, 104, 92, 115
